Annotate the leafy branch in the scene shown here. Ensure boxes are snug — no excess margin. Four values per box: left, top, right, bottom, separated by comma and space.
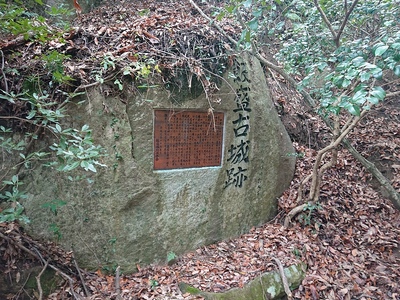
0, 2, 107, 225
189, 0, 400, 222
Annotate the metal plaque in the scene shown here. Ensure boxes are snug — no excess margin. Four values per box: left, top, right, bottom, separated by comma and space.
154, 110, 224, 170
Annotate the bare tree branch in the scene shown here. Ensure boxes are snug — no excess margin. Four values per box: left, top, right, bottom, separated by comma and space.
273, 257, 293, 299
36, 260, 49, 300
313, 0, 338, 42
115, 266, 122, 300
73, 254, 90, 297
387, 90, 400, 98
0, 50, 8, 93
314, 0, 359, 47
336, 0, 360, 45
313, 0, 360, 47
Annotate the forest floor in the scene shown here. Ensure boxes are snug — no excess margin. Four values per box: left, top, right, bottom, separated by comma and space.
1, 1, 399, 299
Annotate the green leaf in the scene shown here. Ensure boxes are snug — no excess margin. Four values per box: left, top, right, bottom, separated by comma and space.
252, 9, 263, 18
225, 5, 236, 14
167, 251, 177, 263
363, 62, 378, 70
346, 68, 358, 79
316, 62, 328, 72
352, 89, 367, 104
0, 94, 16, 103
245, 30, 251, 42
347, 104, 360, 116
394, 65, 400, 77
114, 79, 123, 90
372, 68, 383, 79
368, 97, 380, 105
332, 75, 344, 87
80, 161, 88, 169
360, 72, 370, 82
370, 87, 386, 100
87, 163, 97, 173
275, 21, 285, 31
242, 0, 252, 8
70, 161, 80, 170
215, 11, 224, 21
342, 78, 351, 88
26, 110, 36, 119
336, 62, 349, 71
351, 56, 365, 67
248, 18, 258, 31
285, 12, 301, 21
375, 45, 389, 56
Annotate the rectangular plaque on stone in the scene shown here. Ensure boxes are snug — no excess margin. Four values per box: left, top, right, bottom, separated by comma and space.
154, 110, 224, 170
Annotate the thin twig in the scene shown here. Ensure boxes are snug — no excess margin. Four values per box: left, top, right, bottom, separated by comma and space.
73, 254, 90, 297
0, 115, 38, 123
386, 90, 400, 98
15, 271, 32, 300
36, 260, 49, 300
313, 0, 359, 47
73, 73, 116, 93
0, 50, 8, 93
0, 33, 33, 51
188, 0, 237, 46
115, 266, 122, 300
199, 76, 216, 131
202, 68, 237, 99
307, 110, 367, 201
36, 254, 80, 300
272, 257, 293, 299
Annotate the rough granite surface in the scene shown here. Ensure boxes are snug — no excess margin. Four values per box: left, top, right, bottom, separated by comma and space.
22, 54, 295, 271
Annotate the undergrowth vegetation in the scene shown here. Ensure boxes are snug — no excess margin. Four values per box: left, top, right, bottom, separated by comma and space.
207, 0, 400, 215
0, 0, 106, 224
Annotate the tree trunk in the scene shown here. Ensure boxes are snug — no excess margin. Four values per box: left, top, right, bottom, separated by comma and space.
342, 139, 400, 210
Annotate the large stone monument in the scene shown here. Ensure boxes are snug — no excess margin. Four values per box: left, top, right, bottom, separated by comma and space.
23, 54, 295, 271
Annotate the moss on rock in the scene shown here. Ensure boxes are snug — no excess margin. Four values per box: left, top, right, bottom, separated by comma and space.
179, 262, 306, 300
